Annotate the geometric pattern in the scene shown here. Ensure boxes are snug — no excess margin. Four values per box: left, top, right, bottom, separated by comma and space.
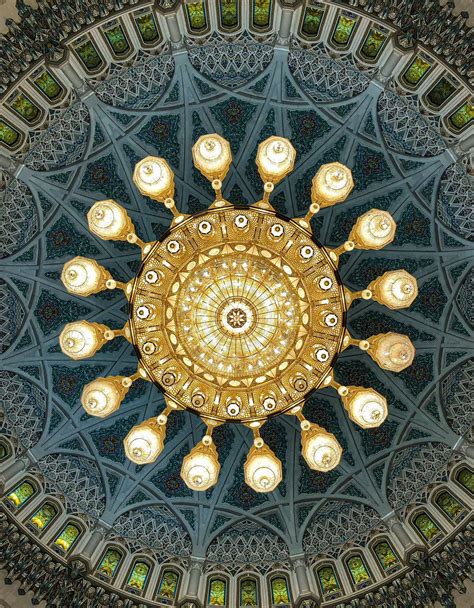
441, 358, 474, 436
0, 281, 25, 353
456, 267, 474, 328
0, 179, 38, 258
438, 162, 474, 241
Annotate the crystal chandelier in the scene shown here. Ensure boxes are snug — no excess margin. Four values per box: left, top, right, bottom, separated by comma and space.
59, 134, 417, 493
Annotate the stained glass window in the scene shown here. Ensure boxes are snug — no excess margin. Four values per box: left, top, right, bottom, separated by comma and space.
103, 23, 130, 57
9, 92, 40, 124
53, 523, 81, 554
157, 570, 179, 600
74, 38, 104, 72
134, 11, 160, 44
186, 2, 207, 32
0, 119, 21, 148
347, 555, 371, 588
271, 577, 290, 605
373, 541, 400, 573
6, 481, 36, 508
208, 578, 226, 606
96, 548, 123, 580
0, 442, 8, 461
426, 76, 458, 108
126, 561, 150, 593
219, 0, 238, 29
449, 102, 474, 132
301, 6, 325, 37
331, 13, 359, 47
360, 27, 387, 60
436, 491, 465, 521
317, 565, 341, 599
413, 512, 442, 542
402, 54, 432, 87
239, 578, 258, 607
253, 0, 273, 29
29, 502, 58, 532
33, 70, 63, 101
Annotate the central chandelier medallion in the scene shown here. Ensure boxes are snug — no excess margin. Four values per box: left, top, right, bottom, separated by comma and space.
59, 134, 417, 493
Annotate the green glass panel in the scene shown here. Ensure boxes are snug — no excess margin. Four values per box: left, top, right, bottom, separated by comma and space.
457, 468, 474, 494
360, 28, 387, 60
208, 579, 226, 606
331, 14, 358, 46
402, 55, 432, 87
6, 481, 35, 507
0, 443, 7, 460
157, 570, 179, 599
33, 70, 63, 101
374, 541, 399, 571
104, 25, 130, 56
436, 491, 464, 520
271, 577, 290, 604
30, 503, 57, 531
347, 556, 370, 586
127, 561, 149, 591
0, 120, 20, 148
75, 40, 103, 71
186, 2, 207, 31
135, 12, 160, 43
10, 93, 40, 123
220, 0, 238, 28
302, 6, 324, 36
426, 77, 457, 108
253, 0, 272, 28
53, 523, 80, 553
240, 578, 258, 606
97, 549, 122, 579
414, 513, 441, 541
449, 102, 474, 131
318, 566, 340, 597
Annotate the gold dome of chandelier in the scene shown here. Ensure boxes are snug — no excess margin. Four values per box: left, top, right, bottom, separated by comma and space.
59, 134, 417, 493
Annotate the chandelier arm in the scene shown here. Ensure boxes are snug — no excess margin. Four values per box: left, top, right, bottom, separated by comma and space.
344, 286, 373, 309
326, 240, 355, 267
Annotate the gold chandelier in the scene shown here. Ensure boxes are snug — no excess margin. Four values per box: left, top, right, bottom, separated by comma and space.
59, 134, 417, 493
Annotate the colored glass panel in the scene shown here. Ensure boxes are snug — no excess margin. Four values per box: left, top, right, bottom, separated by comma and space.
30, 502, 57, 531
75, 39, 103, 71
301, 6, 325, 37
347, 556, 370, 586
426, 76, 457, 108
449, 102, 474, 131
331, 14, 358, 47
360, 27, 387, 60
436, 491, 464, 520
220, 0, 238, 28
240, 578, 258, 606
127, 561, 150, 591
208, 578, 226, 606
317, 566, 341, 598
414, 513, 441, 542
0, 119, 20, 148
33, 70, 63, 101
135, 12, 160, 43
6, 481, 35, 507
253, 0, 272, 28
402, 55, 432, 87
186, 2, 207, 31
9, 93, 40, 123
97, 549, 123, 579
104, 24, 130, 56
271, 577, 290, 604
53, 523, 81, 553
373, 541, 400, 572
157, 570, 179, 599
0, 443, 7, 460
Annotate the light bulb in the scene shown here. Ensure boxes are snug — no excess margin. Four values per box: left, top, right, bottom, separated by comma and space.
367, 332, 415, 372
181, 440, 220, 491
87, 200, 133, 241
59, 321, 107, 360
369, 270, 418, 309
311, 162, 354, 207
244, 442, 282, 493
349, 209, 396, 250
256, 136, 296, 184
133, 156, 175, 201
192, 134, 232, 182
61, 257, 110, 296
301, 424, 342, 471
342, 387, 388, 428
124, 419, 165, 464
81, 377, 128, 417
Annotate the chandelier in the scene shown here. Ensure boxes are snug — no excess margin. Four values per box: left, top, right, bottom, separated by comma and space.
59, 134, 417, 493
